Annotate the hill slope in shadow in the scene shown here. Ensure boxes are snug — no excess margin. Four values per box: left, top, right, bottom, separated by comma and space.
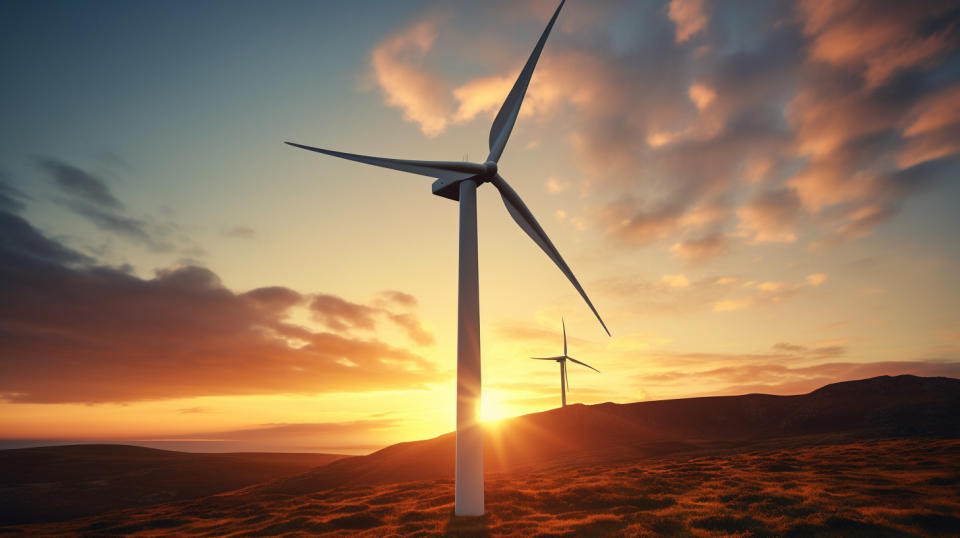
271, 375, 960, 493
0, 444, 343, 525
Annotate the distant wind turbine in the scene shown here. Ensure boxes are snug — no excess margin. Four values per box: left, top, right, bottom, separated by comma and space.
531, 319, 600, 407
286, 0, 608, 516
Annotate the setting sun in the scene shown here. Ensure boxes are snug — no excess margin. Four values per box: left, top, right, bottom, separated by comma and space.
480, 390, 514, 422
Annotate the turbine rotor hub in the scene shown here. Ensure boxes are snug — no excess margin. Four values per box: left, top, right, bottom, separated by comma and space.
481, 160, 498, 179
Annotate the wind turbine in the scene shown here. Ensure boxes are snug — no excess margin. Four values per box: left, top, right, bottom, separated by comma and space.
286, 0, 608, 516
531, 319, 600, 407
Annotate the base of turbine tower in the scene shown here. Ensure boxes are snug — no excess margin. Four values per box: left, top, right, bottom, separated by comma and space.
454, 422, 484, 516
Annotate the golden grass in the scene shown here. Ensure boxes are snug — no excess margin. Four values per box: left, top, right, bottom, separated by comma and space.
4, 438, 958, 537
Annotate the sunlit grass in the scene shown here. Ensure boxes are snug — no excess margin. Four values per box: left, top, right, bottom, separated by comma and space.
13, 438, 959, 536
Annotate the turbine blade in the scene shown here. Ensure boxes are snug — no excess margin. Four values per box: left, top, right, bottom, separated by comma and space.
562, 318, 567, 356
486, 0, 566, 162
567, 356, 600, 373
286, 142, 484, 181
566, 364, 570, 391
493, 174, 610, 336
531, 356, 565, 360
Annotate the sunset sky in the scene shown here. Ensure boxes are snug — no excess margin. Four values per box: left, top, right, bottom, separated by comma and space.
2, 0, 959, 453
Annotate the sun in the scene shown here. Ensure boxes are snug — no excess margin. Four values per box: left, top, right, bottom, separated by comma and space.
480, 390, 512, 422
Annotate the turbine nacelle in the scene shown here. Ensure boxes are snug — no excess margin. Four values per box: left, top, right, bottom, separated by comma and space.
431, 161, 498, 201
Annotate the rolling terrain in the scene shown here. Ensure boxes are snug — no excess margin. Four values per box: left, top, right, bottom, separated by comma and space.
1, 375, 958, 536
270, 374, 960, 492
0, 445, 343, 525
9, 438, 958, 536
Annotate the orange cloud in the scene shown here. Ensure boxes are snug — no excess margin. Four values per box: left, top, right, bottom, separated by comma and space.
310, 290, 434, 346
898, 131, 960, 169
786, 157, 883, 212
736, 189, 801, 243
661, 274, 691, 288
370, 18, 452, 136
671, 233, 728, 264
712, 273, 826, 313
798, 0, 957, 88
387, 312, 435, 347
688, 82, 716, 111
545, 177, 569, 194
668, 0, 709, 43
786, 87, 897, 161
599, 200, 684, 245
310, 294, 379, 331
452, 73, 514, 123
898, 84, 960, 168
378, 290, 418, 308
903, 84, 960, 137
713, 297, 752, 312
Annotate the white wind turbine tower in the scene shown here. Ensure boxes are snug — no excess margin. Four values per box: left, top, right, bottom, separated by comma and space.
286, 0, 608, 516
531, 319, 600, 407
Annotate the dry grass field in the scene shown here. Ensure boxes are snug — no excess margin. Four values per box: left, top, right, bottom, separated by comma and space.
5, 438, 957, 537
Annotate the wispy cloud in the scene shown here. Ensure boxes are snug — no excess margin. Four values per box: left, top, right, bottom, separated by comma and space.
36, 157, 174, 252
0, 172, 28, 213
222, 226, 255, 239
65, 200, 173, 252
36, 157, 123, 209
671, 233, 728, 264
310, 290, 434, 346
637, 358, 960, 397
712, 274, 827, 313
148, 420, 401, 452
494, 322, 589, 348
599, 270, 827, 316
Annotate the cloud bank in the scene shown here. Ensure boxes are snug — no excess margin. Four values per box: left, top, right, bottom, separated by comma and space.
0, 207, 439, 404
365, 0, 960, 260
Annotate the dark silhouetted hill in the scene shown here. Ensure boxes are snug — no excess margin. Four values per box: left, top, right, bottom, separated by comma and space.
0, 444, 343, 525
270, 375, 960, 493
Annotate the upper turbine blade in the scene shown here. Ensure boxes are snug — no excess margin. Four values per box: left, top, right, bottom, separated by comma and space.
286, 142, 484, 181
493, 174, 611, 336
486, 0, 566, 163
562, 318, 567, 356
567, 356, 600, 373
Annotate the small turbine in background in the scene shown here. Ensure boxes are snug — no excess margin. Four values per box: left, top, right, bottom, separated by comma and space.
531, 319, 600, 407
